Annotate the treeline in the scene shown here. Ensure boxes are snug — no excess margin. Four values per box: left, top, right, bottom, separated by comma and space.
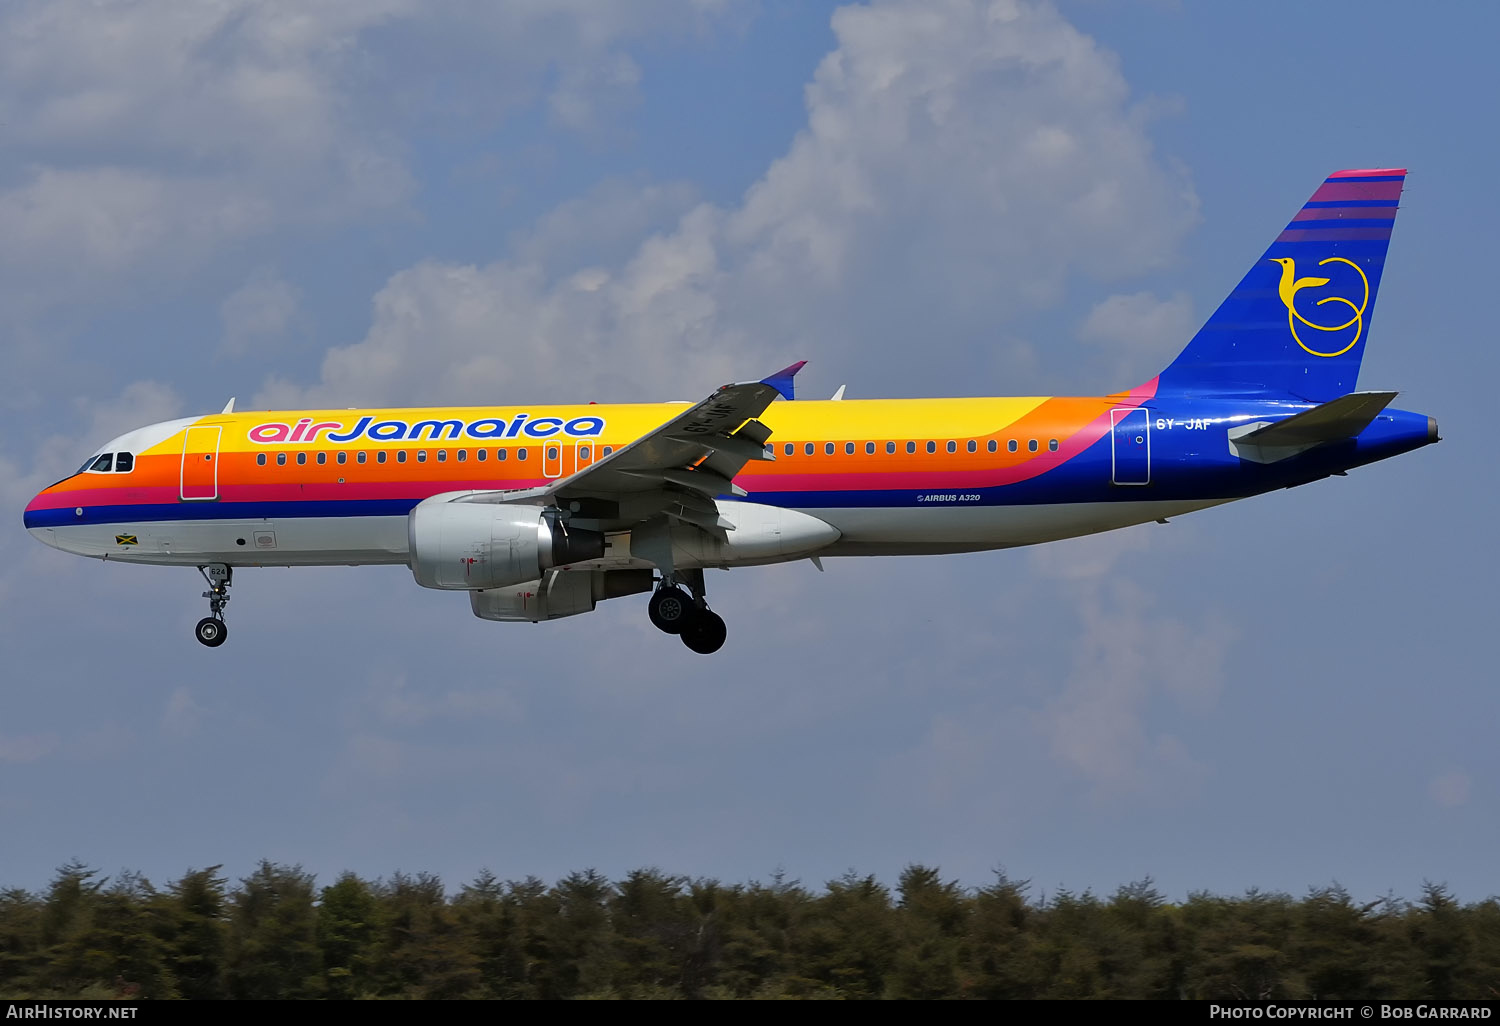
0, 861, 1497, 999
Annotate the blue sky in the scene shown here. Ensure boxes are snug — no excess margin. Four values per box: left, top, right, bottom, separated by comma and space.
1, 0, 1493, 901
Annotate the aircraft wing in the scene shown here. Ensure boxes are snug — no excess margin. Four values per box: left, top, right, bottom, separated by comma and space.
451, 361, 806, 531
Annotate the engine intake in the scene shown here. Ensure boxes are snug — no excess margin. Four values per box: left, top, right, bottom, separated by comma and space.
408, 502, 605, 591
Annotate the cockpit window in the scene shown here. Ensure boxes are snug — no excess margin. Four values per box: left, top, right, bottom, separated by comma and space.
78, 452, 135, 474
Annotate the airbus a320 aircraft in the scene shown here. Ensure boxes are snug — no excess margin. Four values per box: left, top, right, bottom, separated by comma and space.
24, 169, 1437, 654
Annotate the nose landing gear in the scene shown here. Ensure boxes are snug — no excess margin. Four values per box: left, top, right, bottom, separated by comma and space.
195, 564, 231, 648
648, 570, 726, 654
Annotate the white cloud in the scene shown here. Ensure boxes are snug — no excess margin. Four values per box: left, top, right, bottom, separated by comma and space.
549, 52, 643, 135
0, 0, 740, 309
1077, 289, 1196, 381
221, 268, 301, 356
1039, 577, 1234, 794
257, 0, 1197, 409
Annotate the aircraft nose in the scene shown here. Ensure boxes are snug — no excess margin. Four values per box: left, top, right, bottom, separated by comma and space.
23, 490, 65, 550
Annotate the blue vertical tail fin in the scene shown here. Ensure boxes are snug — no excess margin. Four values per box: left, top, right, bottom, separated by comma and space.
1157, 168, 1406, 401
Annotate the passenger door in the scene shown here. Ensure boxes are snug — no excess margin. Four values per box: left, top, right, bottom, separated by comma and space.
180, 426, 222, 500
1110, 408, 1150, 486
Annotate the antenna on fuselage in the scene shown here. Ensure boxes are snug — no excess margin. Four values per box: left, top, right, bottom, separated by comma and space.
830, 385, 846, 401
221, 397, 236, 414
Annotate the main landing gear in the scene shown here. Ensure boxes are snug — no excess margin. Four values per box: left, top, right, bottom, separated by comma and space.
195, 564, 232, 648
648, 570, 727, 655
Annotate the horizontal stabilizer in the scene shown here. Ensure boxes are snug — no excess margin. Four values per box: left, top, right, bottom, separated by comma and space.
1228, 391, 1397, 463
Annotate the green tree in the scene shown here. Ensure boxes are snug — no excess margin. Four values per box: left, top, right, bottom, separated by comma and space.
888, 864, 966, 999
543, 870, 615, 998
1408, 882, 1471, 999
796, 871, 896, 999
709, 872, 811, 997
226, 861, 322, 999
317, 872, 380, 999
963, 870, 1035, 999
372, 872, 478, 999
1182, 889, 1304, 1000
153, 866, 229, 1000
0, 887, 45, 996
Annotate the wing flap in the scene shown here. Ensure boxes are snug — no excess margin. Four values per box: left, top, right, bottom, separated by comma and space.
453, 363, 804, 526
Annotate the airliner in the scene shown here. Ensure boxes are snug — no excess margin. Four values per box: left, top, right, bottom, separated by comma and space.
23, 169, 1436, 654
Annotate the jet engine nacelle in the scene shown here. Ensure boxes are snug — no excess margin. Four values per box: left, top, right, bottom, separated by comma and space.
408, 501, 605, 591
470, 569, 653, 623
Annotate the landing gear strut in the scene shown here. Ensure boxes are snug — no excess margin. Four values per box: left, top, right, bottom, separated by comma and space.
195, 564, 231, 648
648, 570, 726, 654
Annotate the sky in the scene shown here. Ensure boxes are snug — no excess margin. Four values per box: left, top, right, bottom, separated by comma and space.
0, 0, 1494, 902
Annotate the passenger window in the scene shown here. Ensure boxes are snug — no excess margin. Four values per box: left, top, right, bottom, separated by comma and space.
357, 451, 367, 464
845, 442, 855, 455
1049, 439, 1059, 452
987, 439, 997, 453
517, 448, 528, 461
417, 451, 427, 463
277, 453, 286, 466
497, 448, 507, 461
946, 441, 956, 454
1028, 439, 1038, 452
476, 449, 486, 462
377, 451, 387, 464
88, 454, 113, 473
825, 442, 835, 455
926, 441, 936, 454
805, 443, 814, 455
785, 443, 794, 456
546, 446, 558, 461
257, 453, 266, 467
579, 447, 590, 460
967, 440, 977, 453
886, 442, 895, 454
437, 450, 447, 463
866, 442, 875, 455
1007, 440, 1017, 453
337, 451, 347, 465
907, 441, 916, 454
603, 446, 613, 456
114, 452, 134, 473
316, 452, 326, 465
296, 452, 306, 465
457, 449, 467, 462
397, 451, 407, 464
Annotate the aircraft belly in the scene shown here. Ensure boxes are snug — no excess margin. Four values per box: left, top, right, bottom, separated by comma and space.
804, 499, 1229, 555
38, 516, 410, 567
39, 501, 1226, 568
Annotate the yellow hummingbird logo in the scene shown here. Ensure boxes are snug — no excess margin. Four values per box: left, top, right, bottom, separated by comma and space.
1268, 256, 1370, 358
